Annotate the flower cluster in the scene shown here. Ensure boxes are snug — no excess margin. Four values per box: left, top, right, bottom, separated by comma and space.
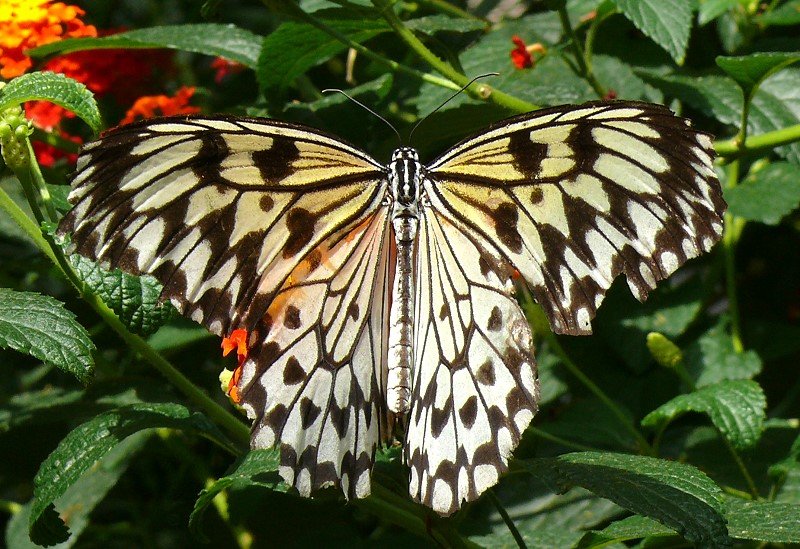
0, 0, 96, 79
120, 86, 201, 125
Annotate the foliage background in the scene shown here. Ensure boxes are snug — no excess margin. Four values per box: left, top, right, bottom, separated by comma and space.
1, 0, 800, 547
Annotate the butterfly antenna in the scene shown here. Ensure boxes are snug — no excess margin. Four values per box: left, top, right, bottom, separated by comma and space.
322, 88, 403, 145
408, 72, 499, 143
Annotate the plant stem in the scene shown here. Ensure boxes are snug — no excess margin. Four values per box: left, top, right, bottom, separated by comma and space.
361, 483, 479, 548
715, 122, 800, 158
263, 0, 459, 92
721, 433, 760, 499
487, 489, 526, 549
88, 291, 251, 447
419, 0, 487, 21
372, 0, 538, 113
528, 426, 597, 452
556, 5, 606, 98
543, 332, 655, 454
0, 185, 62, 270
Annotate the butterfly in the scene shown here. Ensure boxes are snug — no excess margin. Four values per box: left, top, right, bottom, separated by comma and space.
57, 100, 725, 515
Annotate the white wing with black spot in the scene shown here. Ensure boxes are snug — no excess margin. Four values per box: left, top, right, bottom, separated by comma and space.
237, 208, 393, 500
427, 101, 725, 335
406, 204, 538, 515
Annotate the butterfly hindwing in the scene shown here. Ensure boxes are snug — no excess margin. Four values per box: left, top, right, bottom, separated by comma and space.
427, 101, 724, 335
59, 116, 387, 337
237, 208, 393, 499
406, 205, 538, 514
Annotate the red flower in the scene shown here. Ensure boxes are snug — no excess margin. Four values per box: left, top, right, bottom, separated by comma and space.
31, 133, 81, 167
210, 57, 245, 84
24, 100, 81, 167
120, 86, 201, 125
511, 35, 533, 69
42, 47, 172, 104
510, 36, 546, 70
221, 328, 249, 403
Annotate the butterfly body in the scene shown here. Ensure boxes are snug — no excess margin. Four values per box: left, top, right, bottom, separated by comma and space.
387, 147, 423, 414
58, 101, 725, 515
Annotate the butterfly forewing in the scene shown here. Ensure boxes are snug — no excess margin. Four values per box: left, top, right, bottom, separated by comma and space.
59, 116, 387, 337
427, 101, 724, 335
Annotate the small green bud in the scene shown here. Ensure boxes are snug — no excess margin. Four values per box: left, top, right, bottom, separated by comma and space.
646, 332, 683, 370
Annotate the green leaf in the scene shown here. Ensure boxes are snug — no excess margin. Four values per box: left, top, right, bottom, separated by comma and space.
684, 319, 762, 387
5, 433, 151, 549
725, 162, 800, 225
612, 0, 694, 64
0, 288, 94, 384
727, 498, 800, 543
464, 473, 621, 549
29, 24, 265, 69
190, 449, 285, 540
758, 0, 800, 26
642, 71, 800, 163
579, 515, 676, 547
523, 452, 730, 547
257, 13, 389, 98
0, 72, 100, 133
29, 403, 234, 545
404, 15, 486, 33
68, 254, 175, 336
716, 52, 800, 99
697, 0, 739, 25
642, 379, 767, 450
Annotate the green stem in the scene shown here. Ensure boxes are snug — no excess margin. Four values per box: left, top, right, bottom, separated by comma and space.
418, 0, 486, 21
0, 184, 62, 270
556, 5, 606, 98
263, 0, 458, 92
487, 489, 526, 549
528, 426, 597, 452
88, 291, 250, 446
721, 433, 760, 499
373, 0, 538, 113
544, 332, 654, 454
361, 483, 479, 548
715, 123, 800, 158
26, 140, 58, 223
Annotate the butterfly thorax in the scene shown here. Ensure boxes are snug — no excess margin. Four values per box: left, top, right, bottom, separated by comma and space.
386, 146, 422, 413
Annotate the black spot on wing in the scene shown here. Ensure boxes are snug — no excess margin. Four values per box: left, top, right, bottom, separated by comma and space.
253, 136, 300, 182
492, 203, 523, 254
508, 131, 548, 177
284, 208, 316, 258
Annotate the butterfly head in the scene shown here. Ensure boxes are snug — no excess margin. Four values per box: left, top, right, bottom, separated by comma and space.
389, 147, 422, 216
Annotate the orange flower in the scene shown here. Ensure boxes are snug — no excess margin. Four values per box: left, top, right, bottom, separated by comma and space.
221, 328, 249, 403
510, 36, 546, 70
120, 86, 201, 125
210, 57, 245, 84
0, 0, 97, 79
